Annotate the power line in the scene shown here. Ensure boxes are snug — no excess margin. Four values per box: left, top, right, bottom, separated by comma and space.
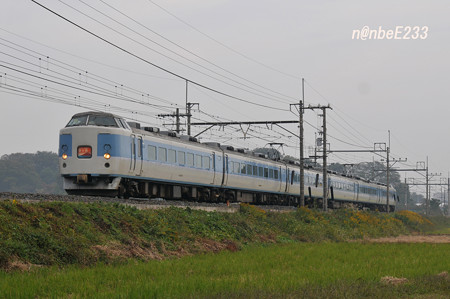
146, 0, 301, 80
94, 0, 297, 102
0, 62, 175, 111
0, 38, 181, 107
32, 0, 288, 112
51, 0, 291, 109
0, 27, 178, 82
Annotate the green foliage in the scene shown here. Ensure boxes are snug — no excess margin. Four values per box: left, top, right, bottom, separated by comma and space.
0, 152, 64, 194
0, 242, 448, 298
0, 200, 446, 271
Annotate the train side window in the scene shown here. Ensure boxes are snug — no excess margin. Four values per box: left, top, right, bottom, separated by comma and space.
178, 151, 185, 165
269, 168, 274, 179
258, 166, 264, 177
115, 118, 124, 129
168, 149, 176, 163
233, 162, 239, 173
253, 165, 258, 176
186, 153, 194, 166
158, 147, 167, 162
195, 155, 202, 168
241, 164, 246, 174
148, 145, 156, 160
202, 156, 210, 169
121, 119, 131, 130
138, 139, 142, 157
274, 169, 279, 179
264, 168, 269, 178
246, 164, 252, 175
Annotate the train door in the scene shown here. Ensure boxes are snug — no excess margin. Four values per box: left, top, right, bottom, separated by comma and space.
285, 167, 292, 193
277, 166, 282, 192
135, 136, 143, 176
212, 151, 223, 186
129, 135, 136, 173
280, 165, 287, 193
222, 154, 229, 186
211, 152, 216, 184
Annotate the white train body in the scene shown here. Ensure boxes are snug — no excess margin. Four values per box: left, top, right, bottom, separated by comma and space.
59, 112, 397, 211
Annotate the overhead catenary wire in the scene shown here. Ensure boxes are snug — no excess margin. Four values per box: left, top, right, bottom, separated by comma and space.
0, 38, 182, 107
91, 0, 297, 103
146, 0, 301, 81
0, 85, 162, 126
0, 27, 179, 82
0, 62, 176, 111
35, 0, 290, 111
61, 0, 293, 105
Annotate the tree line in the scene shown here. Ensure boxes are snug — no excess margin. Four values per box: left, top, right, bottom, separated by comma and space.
0, 152, 64, 194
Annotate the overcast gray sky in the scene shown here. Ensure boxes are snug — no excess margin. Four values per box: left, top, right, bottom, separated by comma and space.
1, 0, 449, 192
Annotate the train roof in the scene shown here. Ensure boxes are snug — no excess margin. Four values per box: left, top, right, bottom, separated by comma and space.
71, 111, 121, 118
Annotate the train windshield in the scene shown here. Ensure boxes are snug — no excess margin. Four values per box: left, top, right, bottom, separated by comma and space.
66, 115, 119, 127
87, 115, 118, 127
66, 115, 88, 127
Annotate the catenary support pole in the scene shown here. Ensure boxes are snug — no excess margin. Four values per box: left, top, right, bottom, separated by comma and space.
299, 78, 305, 207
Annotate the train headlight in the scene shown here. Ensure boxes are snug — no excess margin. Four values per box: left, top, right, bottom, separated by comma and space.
104, 153, 111, 159
62, 153, 68, 160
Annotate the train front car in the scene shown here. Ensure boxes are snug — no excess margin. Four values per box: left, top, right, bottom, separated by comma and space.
59, 112, 132, 196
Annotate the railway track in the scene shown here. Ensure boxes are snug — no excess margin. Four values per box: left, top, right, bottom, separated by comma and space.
0, 192, 297, 213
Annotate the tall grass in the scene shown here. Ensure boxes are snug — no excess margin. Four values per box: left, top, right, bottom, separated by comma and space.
0, 242, 448, 298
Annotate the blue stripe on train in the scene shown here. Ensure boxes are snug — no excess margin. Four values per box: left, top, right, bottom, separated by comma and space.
59, 134, 72, 157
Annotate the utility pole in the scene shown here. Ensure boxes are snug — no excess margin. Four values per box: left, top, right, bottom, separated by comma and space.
426, 156, 429, 215
290, 102, 331, 210
186, 102, 199, 136
299, 78, 305, 207
321, 106, 329, 211
406, 169, 442, 215
175, 108, 180, 133
158, 81, 198, 135
448, 174, 450, 217
386, 145, 390, 212
405, 177, 409, 210
185, 81, 188, 134
158, 108, 192, 134
184, 81, 199, 136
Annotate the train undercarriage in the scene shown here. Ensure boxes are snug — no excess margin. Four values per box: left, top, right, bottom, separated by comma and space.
64, 175, 395, 212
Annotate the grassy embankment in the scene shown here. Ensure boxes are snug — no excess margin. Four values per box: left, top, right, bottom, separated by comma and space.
0, 200, 449, 297
0, 199, 445, 270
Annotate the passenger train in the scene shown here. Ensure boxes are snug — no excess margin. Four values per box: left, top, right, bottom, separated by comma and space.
59, 111, 397, 211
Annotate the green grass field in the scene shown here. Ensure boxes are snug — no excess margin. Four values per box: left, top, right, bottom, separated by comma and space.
1, 242, 448, 298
